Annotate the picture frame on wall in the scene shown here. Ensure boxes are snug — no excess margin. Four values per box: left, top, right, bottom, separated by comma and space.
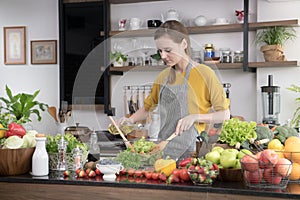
4, 26, 26, 65
31, 40, 57, 64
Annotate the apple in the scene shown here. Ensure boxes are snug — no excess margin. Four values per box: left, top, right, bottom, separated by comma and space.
221, 149, 239, 157
234, 159, 241, 169
220, 151, 237, 168
211, 146, 224, 154
263, 168, 282, 184
241, 154, 259, 172
237, 149, 253, 160
274, 158, 292, 177
244, 169, 263, 184
205, 150, 221, 164
259, 149, 279, 168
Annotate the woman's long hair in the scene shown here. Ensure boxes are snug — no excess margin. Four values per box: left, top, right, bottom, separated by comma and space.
154, 20, 191, 84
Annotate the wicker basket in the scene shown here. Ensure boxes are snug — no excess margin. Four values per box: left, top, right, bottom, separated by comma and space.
218, 168, 243, 182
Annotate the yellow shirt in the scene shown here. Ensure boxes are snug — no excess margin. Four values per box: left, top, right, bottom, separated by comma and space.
144, 64, 229, 132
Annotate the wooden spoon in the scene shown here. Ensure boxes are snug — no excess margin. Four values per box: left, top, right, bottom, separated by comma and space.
108, 116, 135, 152
149, 132, 177, 155
47, 107, 58, 122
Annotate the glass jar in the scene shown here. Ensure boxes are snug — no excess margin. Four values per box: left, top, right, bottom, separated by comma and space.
234, 51, 244, 63
222, 50, 232, 63
204, 44, 215, 61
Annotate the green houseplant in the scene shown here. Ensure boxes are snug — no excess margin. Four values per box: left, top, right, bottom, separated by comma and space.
255, 26, 296, 61
0, 85, 48, 125
287, 84, 300, 128
110, 51, 128, 67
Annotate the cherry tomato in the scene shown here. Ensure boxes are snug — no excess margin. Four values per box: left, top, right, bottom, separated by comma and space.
127, 168, 135, 176
134, 170, 143, 178
171, 169, 181, 178
151, 172, 159, 180
144, 171, 153, 179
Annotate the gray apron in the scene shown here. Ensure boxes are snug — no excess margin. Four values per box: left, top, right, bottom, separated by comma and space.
158, 63, 198, 160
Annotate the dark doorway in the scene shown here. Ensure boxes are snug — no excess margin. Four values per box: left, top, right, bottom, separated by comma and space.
59, 1, 105, 105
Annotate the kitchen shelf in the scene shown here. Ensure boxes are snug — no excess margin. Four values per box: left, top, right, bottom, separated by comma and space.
109, 60, 299, 74
109, 0, 167, 4
101, 19, 299, 37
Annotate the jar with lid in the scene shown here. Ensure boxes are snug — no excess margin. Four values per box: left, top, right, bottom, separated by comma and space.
234, 51, 244, 63
204, 44, 215, 61
222, 50, 232, 63
32, 133, 49, 176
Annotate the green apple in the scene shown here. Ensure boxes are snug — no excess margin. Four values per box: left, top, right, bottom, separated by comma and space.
237, 149, 253, 160
205, 150, 221, 164
211, 146, 224, 154
220, 151, 237, 168
234, 159, 241, 169
221, 148, 239, 157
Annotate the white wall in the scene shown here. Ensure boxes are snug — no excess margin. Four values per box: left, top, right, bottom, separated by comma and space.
0, 0, 60, 134
0, 0, 299, 134
257, 0, 300, 125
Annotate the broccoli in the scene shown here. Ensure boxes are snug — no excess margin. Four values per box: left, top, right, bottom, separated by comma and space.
255, 125, 275, 147
274, 125, 299, 144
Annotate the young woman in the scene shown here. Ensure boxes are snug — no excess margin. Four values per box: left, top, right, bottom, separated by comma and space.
119, 20, 230, 160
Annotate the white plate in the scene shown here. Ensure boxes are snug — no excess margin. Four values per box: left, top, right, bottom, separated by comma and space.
212, 22, 229, 25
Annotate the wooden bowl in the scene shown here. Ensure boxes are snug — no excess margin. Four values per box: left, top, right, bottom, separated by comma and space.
218, 168, 243, 182
0, 147, 35, 176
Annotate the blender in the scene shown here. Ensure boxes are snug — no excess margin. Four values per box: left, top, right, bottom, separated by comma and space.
261, 75, 280, 125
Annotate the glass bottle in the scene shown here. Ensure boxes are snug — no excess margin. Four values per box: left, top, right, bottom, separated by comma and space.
72, 146, 83, 171
89, 129, 100, 160
222, 50, 232, 63
32, 133, 49, 176
234, 51, 244, 63
204, 44, 215, 61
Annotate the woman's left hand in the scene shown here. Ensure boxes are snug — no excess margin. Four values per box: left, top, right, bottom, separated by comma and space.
175, 114, 198, 135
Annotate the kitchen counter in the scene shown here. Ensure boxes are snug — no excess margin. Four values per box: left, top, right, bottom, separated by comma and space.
1, 171, 300, 200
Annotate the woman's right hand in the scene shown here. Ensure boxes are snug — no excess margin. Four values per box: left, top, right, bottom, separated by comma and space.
117, 117, 133, 126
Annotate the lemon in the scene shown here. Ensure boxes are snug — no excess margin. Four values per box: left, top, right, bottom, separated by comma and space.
268, 138, 284, 150
3, 135, 24, 149
0, 124, 6, 139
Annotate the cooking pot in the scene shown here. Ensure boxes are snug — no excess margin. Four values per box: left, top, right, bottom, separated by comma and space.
65, 123, 92, 143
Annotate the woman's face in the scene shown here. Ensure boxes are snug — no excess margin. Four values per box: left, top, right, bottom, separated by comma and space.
155, 35, 186, 67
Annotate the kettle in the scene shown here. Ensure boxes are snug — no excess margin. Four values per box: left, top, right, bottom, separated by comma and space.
161, 8, 181, 22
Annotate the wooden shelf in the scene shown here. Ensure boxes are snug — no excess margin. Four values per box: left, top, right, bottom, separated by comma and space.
109, 61, 299, 74
109, 0, 167, 4
101, 19, 299, 37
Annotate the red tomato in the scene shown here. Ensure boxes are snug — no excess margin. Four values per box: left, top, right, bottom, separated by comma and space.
127, 169, 135, 176
151, 172, 159, 180
179, 168, 190, 182
144, 171, 153, 179
134, 170, 143, 178
119, 168, 127, 175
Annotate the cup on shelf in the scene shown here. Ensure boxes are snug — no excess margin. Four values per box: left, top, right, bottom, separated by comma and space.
214, 18, 229, 25
118, 19, 127, 31
129, 18, 142, 30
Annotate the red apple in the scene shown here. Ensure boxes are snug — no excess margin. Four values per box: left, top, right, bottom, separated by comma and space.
263, 168, 282, 184
274, 158, 292, 177
244, 169, 263, 184
241, 154, 259, 172
259, 149, 278, 168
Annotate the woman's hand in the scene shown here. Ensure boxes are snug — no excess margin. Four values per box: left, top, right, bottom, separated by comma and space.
117, 117, 133, 126
175, 114, 198, 135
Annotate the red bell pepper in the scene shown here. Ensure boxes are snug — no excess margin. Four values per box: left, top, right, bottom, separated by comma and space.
5, 122, 26, 138
178, 157, 192, 168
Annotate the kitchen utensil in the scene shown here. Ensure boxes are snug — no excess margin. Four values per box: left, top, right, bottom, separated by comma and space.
47, 106, 58, 122
149, 132, 177, 155
261, 75, 280, 125
108, 116, 134, 151
65, 123, 92, 143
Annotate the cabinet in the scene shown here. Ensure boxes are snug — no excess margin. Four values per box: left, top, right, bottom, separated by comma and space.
102, 0, 299, 114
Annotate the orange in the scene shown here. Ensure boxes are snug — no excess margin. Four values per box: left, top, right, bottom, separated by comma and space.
284, 141, 300, 163
289, 163, 300, 181
285, 136, 300, 146
0, 124, 6, 139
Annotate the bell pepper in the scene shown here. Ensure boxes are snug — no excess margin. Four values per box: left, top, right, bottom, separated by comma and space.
5, 122, 26, 138
178, 157, 192, 168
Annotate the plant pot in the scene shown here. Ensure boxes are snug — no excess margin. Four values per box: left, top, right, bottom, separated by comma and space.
260, 44, 286, 62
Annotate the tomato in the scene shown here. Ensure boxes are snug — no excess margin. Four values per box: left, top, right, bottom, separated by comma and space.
127, 168, 135, 176
95, 168, 102, 176
171, 169, 181, 178
159, 173, 167, 182
134, 170, 143, 178
144, 171, 153, 179
151, 172, 159, 180
179, 168, 190, 182
119, 168, 127, 175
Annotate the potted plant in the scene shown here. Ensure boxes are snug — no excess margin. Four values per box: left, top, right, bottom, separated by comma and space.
255, 26, 296, 62
287, 84, 300, 128
110, 51, 128, 67
0, 85, 48, 125
150, 50, 165, 65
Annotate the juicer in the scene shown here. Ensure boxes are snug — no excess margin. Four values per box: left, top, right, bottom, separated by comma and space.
261, 75, 280, 125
